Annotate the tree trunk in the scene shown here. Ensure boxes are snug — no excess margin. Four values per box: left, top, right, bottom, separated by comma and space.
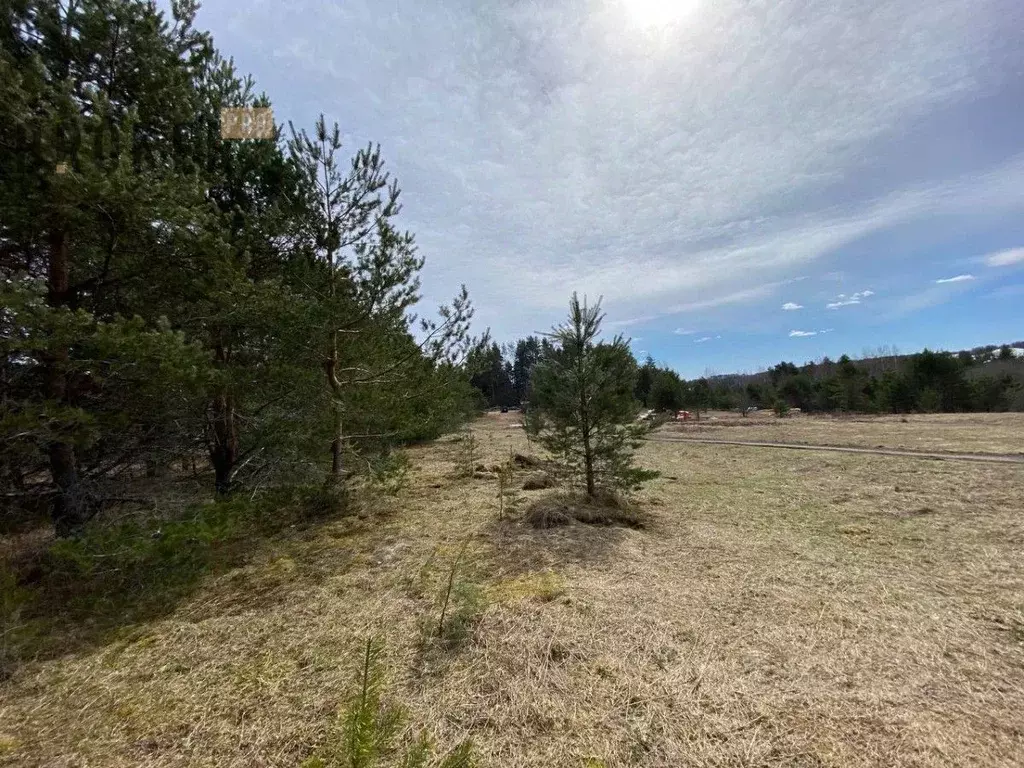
46, 226, 89, 536
324, 225, 345, 485
579, 388, 595, 497
581, 430, 595, 497
330, 405, 344, 482
49, 442, 88, 538
325, 345, 345, 485
210, 389, 237, 496
208, 335, 238, 496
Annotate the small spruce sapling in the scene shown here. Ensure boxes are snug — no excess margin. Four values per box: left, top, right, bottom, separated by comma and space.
303, 637, 476, 767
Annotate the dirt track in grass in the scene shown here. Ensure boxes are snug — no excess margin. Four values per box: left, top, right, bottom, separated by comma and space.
658, 410, 1024, 456
645, 434, 1024, 464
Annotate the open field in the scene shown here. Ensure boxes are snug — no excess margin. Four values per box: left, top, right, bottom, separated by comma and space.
2, 412, 1023, 766
659, 411, 1024, 456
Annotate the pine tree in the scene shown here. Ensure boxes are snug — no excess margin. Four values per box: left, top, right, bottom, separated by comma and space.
302, 637, 477, 768
0, 0, 215, 533
287, 116, 479, 486
634, 355, 657, 407
511, 336, 542, 404
179, 52, 322, 495
649, 369, 684, 412
529, 294, 649, 497
287, 116, 403, 484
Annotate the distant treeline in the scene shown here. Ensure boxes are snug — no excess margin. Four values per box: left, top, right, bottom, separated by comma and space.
472, 339, 1024, 415
467, 336, 548, 408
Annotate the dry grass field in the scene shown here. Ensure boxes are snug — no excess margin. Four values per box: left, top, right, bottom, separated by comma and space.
2, 412, 1023, 767
659, 411, 1024, 455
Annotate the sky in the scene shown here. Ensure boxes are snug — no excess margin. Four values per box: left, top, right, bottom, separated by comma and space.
194, 0, 1024, 378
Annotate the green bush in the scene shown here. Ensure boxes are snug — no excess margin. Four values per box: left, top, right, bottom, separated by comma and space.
366, 451, 411, 498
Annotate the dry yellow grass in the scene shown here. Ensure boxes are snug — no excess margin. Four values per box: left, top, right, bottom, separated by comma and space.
661, 411, 1024, 455
2, 412, 1023, 766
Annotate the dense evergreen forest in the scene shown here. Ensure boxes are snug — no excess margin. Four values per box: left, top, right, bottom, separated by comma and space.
474, 338, 1024, 415
1, 0, 483, 536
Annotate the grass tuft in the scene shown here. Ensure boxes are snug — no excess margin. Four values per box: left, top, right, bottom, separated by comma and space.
523, 492, 647, 530
487, 570, 566, 604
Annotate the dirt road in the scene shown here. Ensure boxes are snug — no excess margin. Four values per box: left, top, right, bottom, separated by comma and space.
644, 434, 1024, 465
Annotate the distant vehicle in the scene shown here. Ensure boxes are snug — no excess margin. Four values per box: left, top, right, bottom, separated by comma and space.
500, 406, 509, 413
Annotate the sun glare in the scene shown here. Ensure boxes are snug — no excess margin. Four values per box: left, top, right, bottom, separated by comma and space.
623, 0, 692, 29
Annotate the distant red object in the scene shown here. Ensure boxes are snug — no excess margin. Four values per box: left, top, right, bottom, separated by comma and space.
675, 410, 692, 421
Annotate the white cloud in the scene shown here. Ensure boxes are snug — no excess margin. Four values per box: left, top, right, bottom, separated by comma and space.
673, 328, 696, 335
983, 248, 1024, 267
781, 302, 803, 310
826, 289, 874, 309
789, 330, 817, 337
935, 274, 975, 283
694, 336, 713, 343
220, 0, 1024, 339
666, 284, 777, 314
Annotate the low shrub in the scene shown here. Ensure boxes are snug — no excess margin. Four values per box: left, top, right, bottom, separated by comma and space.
522, 472, 554, 491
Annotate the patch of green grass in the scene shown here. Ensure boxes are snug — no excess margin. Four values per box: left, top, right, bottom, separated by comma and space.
5, 486, 346, 665
488, 571, 566, 604
0, 568, 36, 678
